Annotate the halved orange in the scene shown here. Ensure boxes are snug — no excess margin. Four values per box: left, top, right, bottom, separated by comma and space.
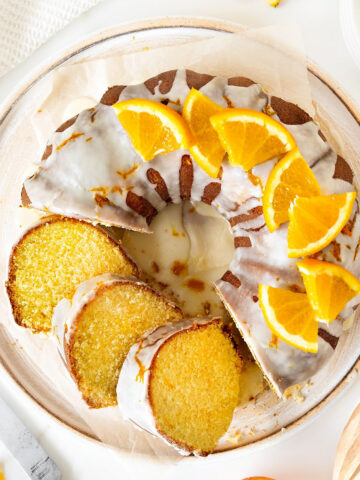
242, 478, 276, 480
297, 259, 360, 323
258, 284, 318, 353
287, 192, 357, 258
210, 108, 296, 171
113, 99, 194, 161
183, 88, 225, 178
263, 149, 321, 232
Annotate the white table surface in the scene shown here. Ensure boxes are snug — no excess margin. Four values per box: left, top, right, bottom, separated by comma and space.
0, 0, 359, 479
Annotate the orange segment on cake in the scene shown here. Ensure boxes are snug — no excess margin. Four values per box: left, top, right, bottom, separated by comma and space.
263, 149, 321, 232
6, 217, 138, 332
259, 285, 318, 353
62, 274, 182, 408
297, 259, 360, 323
210, 108, 296, 171
182, 87, 225, 178
21, 69, 360, 396
113, 98, 194, 161
287, 192, 356, 258
117, 318, 242, 456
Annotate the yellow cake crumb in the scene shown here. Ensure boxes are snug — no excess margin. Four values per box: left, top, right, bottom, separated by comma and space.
7, 218, 137, 332
149, 321, 242, 454
68, 281, 182, 408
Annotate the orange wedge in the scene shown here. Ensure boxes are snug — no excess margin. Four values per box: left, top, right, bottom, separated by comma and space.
297, 259, 360, 323
113, 99, 194, 161
288, 192, 356, 258
258, 284, 318, 353
183, 88, 225, 178
263, 149, 321, 232
210, 108, 296, 171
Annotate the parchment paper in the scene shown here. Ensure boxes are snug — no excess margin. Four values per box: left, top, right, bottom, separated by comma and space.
2, 25, 359, 461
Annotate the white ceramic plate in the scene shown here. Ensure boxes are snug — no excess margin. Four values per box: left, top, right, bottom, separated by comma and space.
0, 17, 359, 458
340, 0, 360, 71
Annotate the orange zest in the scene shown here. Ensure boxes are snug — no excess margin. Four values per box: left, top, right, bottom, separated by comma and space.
183, 88, 225, 178
287, 192, 357, 258
258, 284, 318, 353
210, 108, 296, 171
297, 259, 360, 323
113, 99, 194, 161
263, 149, 321, 232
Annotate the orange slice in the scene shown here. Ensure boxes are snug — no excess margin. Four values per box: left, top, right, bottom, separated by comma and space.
113, 99, 194, 161
297, 259, 360, 323
288, 192, 357, 258
258, 284, 318, 353
183, 88, 225, 178
210, 108, 296, 171
263, 149, 321, 232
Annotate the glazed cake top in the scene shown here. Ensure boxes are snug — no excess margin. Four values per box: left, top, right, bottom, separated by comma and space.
23, 69, 360, 395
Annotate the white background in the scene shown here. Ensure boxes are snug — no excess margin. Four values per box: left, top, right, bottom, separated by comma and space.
0, 0, 359, 479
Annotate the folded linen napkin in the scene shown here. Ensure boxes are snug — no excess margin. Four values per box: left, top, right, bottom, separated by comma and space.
0, 0, 102, 77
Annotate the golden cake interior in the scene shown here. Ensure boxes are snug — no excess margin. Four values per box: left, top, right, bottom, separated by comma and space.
67, 282, 182, 408
7, 217, 137, 332
149, 321, 242, 455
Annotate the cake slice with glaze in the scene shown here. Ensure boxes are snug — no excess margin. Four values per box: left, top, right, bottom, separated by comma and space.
117, 318, 242, 456
60, 274, 183, 408
7, 216, 138, 333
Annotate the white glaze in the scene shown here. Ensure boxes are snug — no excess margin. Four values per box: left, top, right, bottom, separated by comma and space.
24, 69, 360, 395
122, 201, 234, 319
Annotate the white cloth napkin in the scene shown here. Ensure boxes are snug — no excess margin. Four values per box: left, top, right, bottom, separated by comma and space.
0, 0, 102, 78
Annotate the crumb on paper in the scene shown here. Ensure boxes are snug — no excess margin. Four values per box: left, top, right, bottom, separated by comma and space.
345, 368, 359, 384
284, 383, 305, 404
224, 429, 243, 444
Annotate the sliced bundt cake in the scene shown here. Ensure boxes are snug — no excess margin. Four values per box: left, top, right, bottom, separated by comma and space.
7, 217, 138, 332
21, 69, 360, 395
63, 274, 183, 408
117, 318, 242, 455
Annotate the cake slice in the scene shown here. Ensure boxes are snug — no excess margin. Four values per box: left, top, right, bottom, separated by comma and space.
117, 318, 242, 456
7, 216, 138, 332
63, 274, 183, 408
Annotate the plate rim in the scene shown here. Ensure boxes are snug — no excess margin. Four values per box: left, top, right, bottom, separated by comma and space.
339, 0, 360, 72
0, 16, 359, 459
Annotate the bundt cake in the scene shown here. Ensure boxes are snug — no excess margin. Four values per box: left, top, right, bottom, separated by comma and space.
117, 318, 242, 456
62, 274, 182, 408
7, 217, 138, 332
21, 69, 360, 395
